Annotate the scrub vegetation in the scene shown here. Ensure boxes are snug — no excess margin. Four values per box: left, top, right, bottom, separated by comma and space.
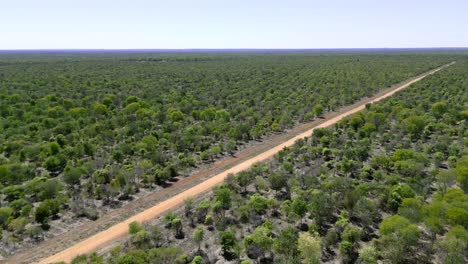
0, 51, 465, 262
69, 56, 467, 263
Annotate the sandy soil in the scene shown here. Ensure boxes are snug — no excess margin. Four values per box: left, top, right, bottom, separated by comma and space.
6, 62, 454, 264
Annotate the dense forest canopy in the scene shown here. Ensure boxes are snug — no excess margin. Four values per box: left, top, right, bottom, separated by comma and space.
0, 51, 466, 261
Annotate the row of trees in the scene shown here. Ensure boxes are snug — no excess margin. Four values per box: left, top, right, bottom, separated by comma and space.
72, 58, 468, 263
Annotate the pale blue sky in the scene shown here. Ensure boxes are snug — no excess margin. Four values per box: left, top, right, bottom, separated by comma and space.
1, 0, 467, 49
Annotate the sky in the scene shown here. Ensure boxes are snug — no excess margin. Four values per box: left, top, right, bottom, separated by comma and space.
1, 0, 467, 49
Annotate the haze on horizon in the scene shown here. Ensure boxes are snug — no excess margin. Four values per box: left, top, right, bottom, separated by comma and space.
1, 0, 467, 50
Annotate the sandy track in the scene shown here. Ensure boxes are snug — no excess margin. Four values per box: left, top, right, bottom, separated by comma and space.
7, 62, 454, 264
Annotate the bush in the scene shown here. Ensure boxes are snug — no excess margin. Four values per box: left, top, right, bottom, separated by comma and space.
129, 221, 143, 235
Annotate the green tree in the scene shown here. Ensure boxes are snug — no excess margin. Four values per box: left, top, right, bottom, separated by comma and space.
247, 194, 269, 215
196, 200, 210, 223
220, 229, 237, 254
0, 207, 13, 228
49, 142, 60, 155
353, 197, 379, 227
171, 218, 183, 239
398, 198, 423, 223
236, 171, 254, 194
128, 221, 143, 235
297, 232, 321, 264
192, 226, 204, 252
43, 155, 66, 172
339, 240, 354, 264
436, 226, 468, 264
63, 166, 84, 189
437, 169, 457, 195
0, 165, 11, 184
268, 172, 287, 194
8, 217, 28, 234
35, 203, 51, 227
378, 215, 420, 263
402, 115, 426, 139
431, 101, 448, 118
273, 226, 299, 261
387, 184, 416, 211
313, 104, 324, 117
290, 197, 307, 224
455, 156, 468, 192
437, 235, 466, 264
244, 223, 273, 259
191, 256, 205, 264
357, 244, 378, 264
214, 185, 232, 210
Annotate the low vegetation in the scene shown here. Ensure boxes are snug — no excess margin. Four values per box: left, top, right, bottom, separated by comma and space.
0, 51, 458, 254
69, 57, 466, 263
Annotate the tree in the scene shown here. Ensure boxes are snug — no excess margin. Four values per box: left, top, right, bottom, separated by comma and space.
0, 207, 13, 228
247, 194, 269, 215
402, 115, 426, 139
184, 198, 194, 217
49, 141, 60, 155
196, 200, 210, 223
128, 221, 143, 235
455, 156, 468, 192
340, 225, 362, 263
0, 165, 11, 184
191, 256, 205, 264
43, 155, 66, 173
353, 197, 379, 228
244, 223, 273, 260
63, 166, 84, 194
116, 249, 147, 264
297, 232, 321, 264
38, 179, 63, 200
313, 104, 324, 117
171, 218, 184, 239
214, 185, 232, 210
342, 225, 362, 244
35, 203, 51, 227
192, 226, 204, 252
184, 198, 195, 226
131, 229, 149, 247
423, 216, 444, 244
290, 197, 307, 224
339, 240, 354, 264
308, 190, 334, 231
436, 235, 466, 264
378, 215, 420, 263
147, 225, 163, 247
435, 226, 468, 264
350, 114, 365, 130
273, 226, 299, 261
237, 171, 254, 194
357, 244, 378, 264
8, 217, 27, 234
93, 103, 108, 117
71, 255, 88, 264
220, 229, 237, 254
398, 198, 423, 223
387, 184, 416, 211
268, 172, 287, 194
437, 169, 457, 195
431, 101, 448, 118
146, 246, 187, 263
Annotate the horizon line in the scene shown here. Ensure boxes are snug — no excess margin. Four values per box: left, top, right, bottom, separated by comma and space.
1, 47, 468, 52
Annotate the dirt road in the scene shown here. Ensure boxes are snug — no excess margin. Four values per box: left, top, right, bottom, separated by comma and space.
8, 62, 454, 264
